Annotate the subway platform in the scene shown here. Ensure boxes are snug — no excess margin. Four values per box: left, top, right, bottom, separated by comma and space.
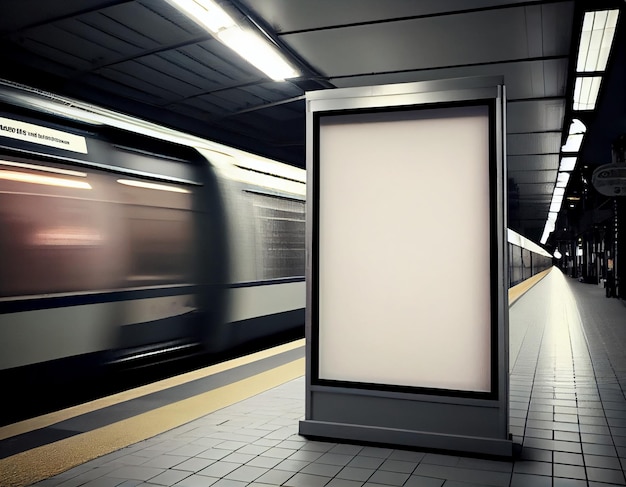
2, 268, 626, 487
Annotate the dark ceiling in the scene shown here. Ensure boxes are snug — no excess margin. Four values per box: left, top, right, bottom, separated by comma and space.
0, 0, 624, 245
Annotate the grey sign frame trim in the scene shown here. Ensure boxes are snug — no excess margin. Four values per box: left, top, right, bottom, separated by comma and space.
300, 76, 512, 457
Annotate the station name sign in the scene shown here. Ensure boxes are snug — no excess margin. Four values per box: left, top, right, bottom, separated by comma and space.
0, 116, 88, 154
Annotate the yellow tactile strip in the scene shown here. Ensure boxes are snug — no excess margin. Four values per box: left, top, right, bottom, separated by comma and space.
0, 338, 305, 442
508, 267, 553, 305
0, 340, 305, 487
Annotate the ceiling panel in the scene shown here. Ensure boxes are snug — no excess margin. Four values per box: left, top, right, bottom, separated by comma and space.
507, 100, 566, 133
140, 53, 223, 92
508, 169, 558, 184
109, 60, 205, 100
330, 59, 569, 100
282, 9, 534, 76
508, 154, 560, 172
98, 66, 182, 103
241, 0, 547, 33
507, 133, 563, 156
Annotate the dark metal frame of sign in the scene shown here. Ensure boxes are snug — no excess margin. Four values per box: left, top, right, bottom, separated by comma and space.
299, 76, 512, 457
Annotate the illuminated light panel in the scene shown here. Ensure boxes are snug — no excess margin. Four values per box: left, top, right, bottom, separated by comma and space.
218, 27, 299, 81
556, 172, 570, 188
550, 189, 564, 213
117, 179, 190, 193
562, 134, 584, 152
162, 0, 236, 33
164, 0, 299, 81
0, 170, 91, 189
573, 76, 602, 110
577, 10, 620, 72
560, 157, 577, 171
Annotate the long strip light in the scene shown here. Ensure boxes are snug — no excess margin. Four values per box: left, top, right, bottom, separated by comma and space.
543, 10, 619, 243
573, 76, 603, 110
164, 0, 299, 81
559, 157, 577, 171
556, 172, 570, 188
577, 10, 619, 72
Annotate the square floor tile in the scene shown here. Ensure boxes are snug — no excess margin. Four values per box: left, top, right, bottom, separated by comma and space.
300, 463, 343, 477
552, 478, 588, 487
513, 460, 552, 476
584, 454, 623, 469
325, 478, 364, 487
334, 466, 374, 482
224, 465, 268, 482
553, 451, 584, 466
510, 473, 551, 487
254, 468, 296, 485
367, 470, 409, 486
347, 456, 385, 469
315, 453, 354, 466
586, 466, 626, 484
197, 462, 240, 478
553, 463, 586, 480
378, 459, 417, 474
283, 472, 331, 487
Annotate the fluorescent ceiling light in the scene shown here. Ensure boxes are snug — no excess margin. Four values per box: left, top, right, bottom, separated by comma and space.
559, 157, 577, 171
562, 134, 584, 152
577, 10, 620, 72
556, 172, 571, 188
550, 201, 562, 213
573, 76, 602, 110
118, 179, 190, 193
164, 0, 236, 33
0, 169, 91, 189
164, 0, 299, 81
569, 118, 586, 134
550, 188, 564, 213
218, 27, 299, 81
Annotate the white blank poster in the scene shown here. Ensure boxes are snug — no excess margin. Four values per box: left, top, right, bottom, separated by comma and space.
317, 106, 492, 392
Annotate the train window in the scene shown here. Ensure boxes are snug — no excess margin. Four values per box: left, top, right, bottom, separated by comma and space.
116, 178, 195, 286
510, 245, 523, 287
0, 156, 197, 298
248, 192, 305, 279
0, 159, 124, 296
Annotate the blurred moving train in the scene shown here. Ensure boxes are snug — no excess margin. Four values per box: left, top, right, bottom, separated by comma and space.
0, 80, 552, 383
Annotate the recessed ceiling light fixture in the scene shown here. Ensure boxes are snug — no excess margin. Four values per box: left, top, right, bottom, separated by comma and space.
573, 76, 603, 110
577, 10, 619, 72
559, 157, 577, 172
164, 0, 299, 81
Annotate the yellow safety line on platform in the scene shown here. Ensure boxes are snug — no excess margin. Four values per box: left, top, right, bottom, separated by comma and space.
0, 357, 305, 487
0, 338, 305, 442
508, 267, 553, 306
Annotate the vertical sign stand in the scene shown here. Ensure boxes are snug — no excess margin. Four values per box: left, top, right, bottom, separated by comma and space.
299, 77, 512, 457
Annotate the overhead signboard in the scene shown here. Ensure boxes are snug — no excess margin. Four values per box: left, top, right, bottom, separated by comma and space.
0, 116, 88, 154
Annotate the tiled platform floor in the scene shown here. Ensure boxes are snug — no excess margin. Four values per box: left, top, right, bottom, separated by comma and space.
32, 270, 626, 486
